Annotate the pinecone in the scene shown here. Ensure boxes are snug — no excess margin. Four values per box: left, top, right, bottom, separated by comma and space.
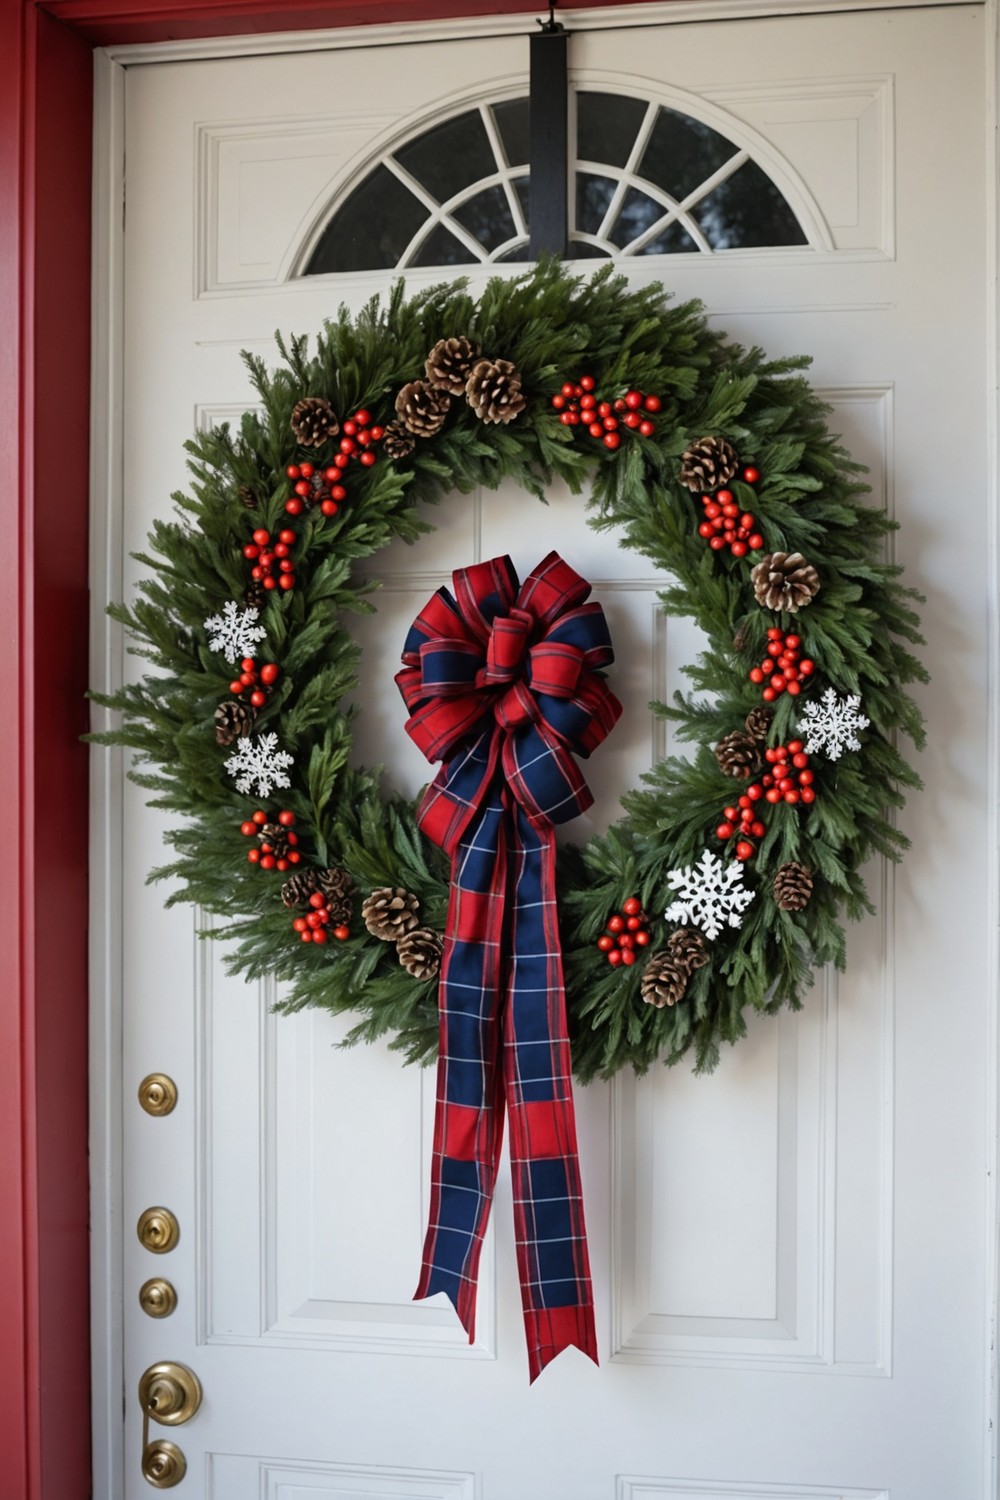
213, 699, 254, 746
750, 552, 821, 614
281, 870, 319, 909
244, 580, 268, 610
773, 862, 814, 912
465, 358, 526, 425
425, 336, 481, 395
382, 421, 416, 461
291, 396, 339, 448
395, 380, 451, 438
362, 886, 421, 941
640, 952, 690, 1009
678, 436, 740, 493
257, 822, 291, 860
744, 705, 774, 743
237, 482, 259, 510
732, 620, 751, 654
315, 867, 354, 925
666, 927, 709, 973
715, 729, 762, 780
397, 926, 444, 981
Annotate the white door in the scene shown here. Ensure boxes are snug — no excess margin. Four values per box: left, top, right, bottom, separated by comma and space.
93, 6, 993, 1498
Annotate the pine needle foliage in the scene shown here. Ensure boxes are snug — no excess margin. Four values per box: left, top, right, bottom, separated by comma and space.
90, 260, 924, 1083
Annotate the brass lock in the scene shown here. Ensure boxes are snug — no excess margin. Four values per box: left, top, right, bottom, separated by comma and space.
137, 1207, 180, 1254
142, 1439, 186, 1489
138, 1073, 178, 1116
139, 1278, 177, 1319
139, 1362, 201, 1489
139, 1362, 202, 1425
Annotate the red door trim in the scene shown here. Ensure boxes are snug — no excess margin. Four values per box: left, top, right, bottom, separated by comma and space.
1, 3, 667, 1495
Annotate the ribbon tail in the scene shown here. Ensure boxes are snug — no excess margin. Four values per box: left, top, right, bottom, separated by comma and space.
414, 791, 508, 1344
504, 809, 598, 1381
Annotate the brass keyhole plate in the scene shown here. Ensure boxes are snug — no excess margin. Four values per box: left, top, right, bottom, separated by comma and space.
137, 1207, 180, 1254
138, 1073, 178, 1116
139, 1278, 177, 1318
142, 1439, 187, 1488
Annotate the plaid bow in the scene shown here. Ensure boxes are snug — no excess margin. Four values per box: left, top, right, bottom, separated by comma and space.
396, 552, 621, 1381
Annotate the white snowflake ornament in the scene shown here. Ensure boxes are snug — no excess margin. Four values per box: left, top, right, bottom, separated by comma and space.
798, 687, 869, 761
664, 849, 755, 941
225, 733, 293, 798
205, 600, 267, 665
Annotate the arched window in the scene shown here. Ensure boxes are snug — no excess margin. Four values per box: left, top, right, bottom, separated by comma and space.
303, 89, 808, 276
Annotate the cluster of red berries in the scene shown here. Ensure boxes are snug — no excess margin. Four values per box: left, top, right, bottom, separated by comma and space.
716, 740, 816, 860
697, 467, 764, 558
284, 462, 347, 518
244, 527, 297, 591
229, 657, 280, 709
291, 890, 350, 946
596, 896, 651, 966
748, 628, 815, 701
240, 808, 301, 872
285, 410, 383, 516
550, 376, 662, 452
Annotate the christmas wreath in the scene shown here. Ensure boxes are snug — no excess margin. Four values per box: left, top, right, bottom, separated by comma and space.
94, 259, 925, 1080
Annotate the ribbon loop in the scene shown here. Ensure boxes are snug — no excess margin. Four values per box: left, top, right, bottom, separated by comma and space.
397, 551, 621, 1380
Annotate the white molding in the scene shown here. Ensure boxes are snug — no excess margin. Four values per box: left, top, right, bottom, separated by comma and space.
618, 1482, 888, 1500
984, 2, 1000, 1495
101, 0, 979, 68
88, 47, 127, 1500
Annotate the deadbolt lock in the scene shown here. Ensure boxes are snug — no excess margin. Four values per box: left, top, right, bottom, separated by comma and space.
137, 1207, 180, 1254
139, 1362, 202, 1425
139, 1278, 177, 1319
142, 1439, 186, 1489
138, 1073, 178, 1116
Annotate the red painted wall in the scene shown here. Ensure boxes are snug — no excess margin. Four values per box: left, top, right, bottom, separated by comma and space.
1, 2, 669, 1495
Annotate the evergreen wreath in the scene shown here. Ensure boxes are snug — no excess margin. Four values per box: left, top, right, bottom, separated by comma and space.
92, 260, 925, 1079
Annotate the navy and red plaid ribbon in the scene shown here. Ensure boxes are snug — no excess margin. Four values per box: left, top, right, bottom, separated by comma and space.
396, 551, 622, 1381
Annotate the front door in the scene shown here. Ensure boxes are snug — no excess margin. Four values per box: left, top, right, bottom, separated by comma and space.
93, 5, 992, 1496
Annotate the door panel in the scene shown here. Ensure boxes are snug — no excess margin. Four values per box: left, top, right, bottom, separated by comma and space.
105, 7, 989, 1497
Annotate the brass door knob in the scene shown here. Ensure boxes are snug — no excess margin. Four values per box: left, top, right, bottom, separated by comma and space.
137, 1207, 180, 1254
139, 1279, 177, 1319
139, 1362, 202, 1426
142, 1439, 186, 1488
138, 1074, 178, 1116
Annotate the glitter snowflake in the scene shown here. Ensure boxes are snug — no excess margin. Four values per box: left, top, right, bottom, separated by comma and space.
204, 600, 267, 665
798, 687, 869, 761
224, 733, 293, 798
663, 849, 755, 941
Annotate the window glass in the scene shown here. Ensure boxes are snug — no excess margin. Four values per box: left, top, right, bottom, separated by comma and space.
492, 99, 530, 168
639, 108, 737, 201
576, 173, 617, 237
305, 165, 426, 274
411, 225, 480, 267
453, 186, 517, 252
577, 90, 648, 168
692, 160, 808, 249
395, 111, 496, 203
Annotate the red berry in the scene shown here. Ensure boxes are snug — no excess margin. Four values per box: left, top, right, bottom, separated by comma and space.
276, 810, 295, 826
639, 421, 655, 437
784, 790, 800, 805
354, 409, 371, 426
250, 690, 267, 708
293, 916, 308, 933
252, 528, 270, 546
765, 787, 782, 803
278, 575, 294, 590
800, 787, 816, 804
360, 450, 377, 467
263, 575, 277, 590
717, 821, 735, 840
736, 841, 754, 861
243, 543, 260, 560
785, 635, 801, 650
598, 401, 612, 418
607, 949, 623, 966
597, 935, 615, 952
580, 375, 596, 392
320, 500, 338, 517
300, 930, 313, 943
311, 927, 328, 944
623, 896, 642, 916
604, 433, 620, 450
229, 680, 243, 695
580, 394, 596, 411
742, 466, 760, 484
704, 502, 721, 520
762, 688, 776, 702
788, 740, 803, 754
626, 915, 642, 932
731, 541, 748, 558
619, 933, 634, 950
709, 536, 727, 551
261, 855, 276, 870
698, 522, 714, 539
625, 390, 642, 410
621, 948, 636, 966
624, 412, 641, 430
603, 417, 618, 432
240, 821, 256, 837
748, 534, 764, 549
551, 395, 566, 410
799, 659, 814, 676
749, 667, 765, 684
798, 769, 814, 786
607, 915, 625, 933
286, 465, 301, 479
716, 489, 733, 506
284, 498, 304, 516
589, 423, 604, 439
335, 453, 349, 469
643, 394, 661, 413
334, 925, 350, 941
561, 382, 576, 397
751, 821, 767, 839
635, 930, 650, 947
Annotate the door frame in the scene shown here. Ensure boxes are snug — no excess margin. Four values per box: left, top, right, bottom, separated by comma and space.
2, 2, 997, 1497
